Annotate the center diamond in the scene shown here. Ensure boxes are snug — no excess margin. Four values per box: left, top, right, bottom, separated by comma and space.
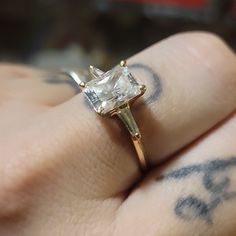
84, 66, 142, 115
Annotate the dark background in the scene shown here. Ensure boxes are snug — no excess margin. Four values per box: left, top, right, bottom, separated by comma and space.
0, 0, 235, 70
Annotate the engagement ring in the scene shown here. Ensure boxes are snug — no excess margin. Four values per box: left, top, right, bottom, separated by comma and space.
62, 60, 148, 171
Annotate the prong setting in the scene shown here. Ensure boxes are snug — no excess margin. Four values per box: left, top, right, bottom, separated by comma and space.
89, 65, 94, 73
61, 69, 87, 88
133, 133, 142, 140
84, 61, 146, 115
120, 60, 127, 67
139, 84, 146, 94
80, 81, 86, 88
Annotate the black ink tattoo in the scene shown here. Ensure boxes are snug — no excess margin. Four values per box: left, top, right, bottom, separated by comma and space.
158, 157, 236, 224
175, 195, 213, 224
44, 76, 81, 94
130, 63, 162, 104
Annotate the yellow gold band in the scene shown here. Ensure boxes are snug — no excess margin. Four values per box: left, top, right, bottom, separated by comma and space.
116, 103, 147, 171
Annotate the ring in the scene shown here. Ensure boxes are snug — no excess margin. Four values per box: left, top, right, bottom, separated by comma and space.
62, 60, 148, 171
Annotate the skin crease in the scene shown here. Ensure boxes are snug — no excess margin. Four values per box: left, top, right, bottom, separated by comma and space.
0, 32, 235, 236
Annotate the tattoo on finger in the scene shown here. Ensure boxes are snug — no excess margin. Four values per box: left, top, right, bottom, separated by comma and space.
157, 157, 236, 225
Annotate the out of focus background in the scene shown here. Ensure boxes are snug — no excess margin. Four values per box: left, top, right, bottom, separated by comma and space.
0, 0, 235, 70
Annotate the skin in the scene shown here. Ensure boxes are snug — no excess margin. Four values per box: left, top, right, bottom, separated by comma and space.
0, 32, 235, 236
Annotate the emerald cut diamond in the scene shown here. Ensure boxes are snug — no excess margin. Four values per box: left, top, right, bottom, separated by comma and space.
84, 66, 142, 115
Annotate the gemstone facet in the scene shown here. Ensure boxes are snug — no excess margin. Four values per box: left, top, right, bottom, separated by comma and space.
84, 66, 142, 115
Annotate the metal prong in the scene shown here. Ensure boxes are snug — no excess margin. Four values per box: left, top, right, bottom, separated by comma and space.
120, 60, 127, 67
89, 65, 104, 79
89, 65, 94, 73
80, 81, 86, 88
61, 69, 86, 88
97, 106, 105, 116
133, 132, 141, 141
139, 84, 146, 94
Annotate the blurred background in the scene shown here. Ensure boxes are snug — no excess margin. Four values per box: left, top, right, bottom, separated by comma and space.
0, 0, 235, 70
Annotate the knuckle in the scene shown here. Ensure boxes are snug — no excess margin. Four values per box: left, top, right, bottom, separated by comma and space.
171, 31, 236, 92
172, 31, 228, 49
170, 31, 235, 63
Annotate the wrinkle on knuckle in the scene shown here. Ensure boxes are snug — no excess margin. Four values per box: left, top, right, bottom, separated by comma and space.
171, 32, 236, 100
170, 31, 235, 70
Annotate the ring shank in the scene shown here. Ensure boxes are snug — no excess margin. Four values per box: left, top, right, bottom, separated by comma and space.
116, 104, 147, 171
132, 136, 148, 171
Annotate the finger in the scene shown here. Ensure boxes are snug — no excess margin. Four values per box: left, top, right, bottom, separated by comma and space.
128, 32, 236, 163
4, 32, 236, 201
115, 112, 236, 236
0, 64, 79, 106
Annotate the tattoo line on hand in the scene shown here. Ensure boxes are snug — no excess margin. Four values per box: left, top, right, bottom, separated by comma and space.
158, 157, 236, 224
44, 76, 81, 94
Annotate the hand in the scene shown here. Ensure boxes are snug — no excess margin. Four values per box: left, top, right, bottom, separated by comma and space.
0, 32, 236, 236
